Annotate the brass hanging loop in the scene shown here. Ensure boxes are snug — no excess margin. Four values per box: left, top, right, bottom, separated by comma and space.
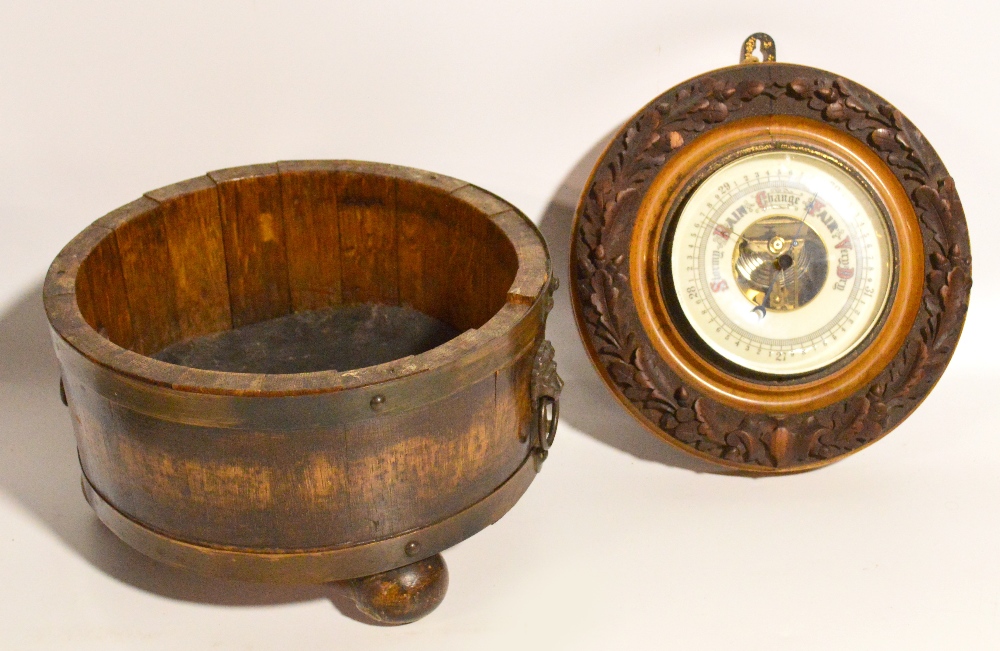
740, 33, 776, 64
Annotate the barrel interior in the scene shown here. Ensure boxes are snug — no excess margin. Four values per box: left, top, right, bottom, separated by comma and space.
73, 165, 519, 372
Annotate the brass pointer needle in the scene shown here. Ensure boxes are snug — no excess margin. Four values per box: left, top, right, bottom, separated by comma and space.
752, 254, 794, 319
751, 190, 820, 319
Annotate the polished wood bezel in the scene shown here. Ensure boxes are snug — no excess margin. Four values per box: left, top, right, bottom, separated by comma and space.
630, 115, 923, 413
570, 59, 971, 472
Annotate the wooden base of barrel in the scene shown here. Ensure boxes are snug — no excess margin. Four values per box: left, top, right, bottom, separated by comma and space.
47, 161, 561, 625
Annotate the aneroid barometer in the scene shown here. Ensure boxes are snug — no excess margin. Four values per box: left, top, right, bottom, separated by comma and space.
571, 34, 971, 472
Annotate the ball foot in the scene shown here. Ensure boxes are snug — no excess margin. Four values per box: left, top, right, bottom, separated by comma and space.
344, 554, 449, 625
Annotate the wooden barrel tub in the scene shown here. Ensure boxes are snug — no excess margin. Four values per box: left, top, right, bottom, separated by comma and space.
43, 161, 561, 624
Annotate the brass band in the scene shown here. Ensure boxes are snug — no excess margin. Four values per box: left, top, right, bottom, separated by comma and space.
54, 299, 545, 430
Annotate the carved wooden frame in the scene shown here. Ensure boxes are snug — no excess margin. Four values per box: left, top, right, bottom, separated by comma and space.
570, 62, 971, 473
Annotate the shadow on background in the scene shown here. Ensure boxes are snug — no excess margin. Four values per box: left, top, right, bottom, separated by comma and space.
537, 130, 719, 473
0, 284, 374, 619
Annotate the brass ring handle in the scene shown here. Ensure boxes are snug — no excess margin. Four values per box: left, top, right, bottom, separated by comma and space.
529, 339, 562, 470
536, 395, 559, 451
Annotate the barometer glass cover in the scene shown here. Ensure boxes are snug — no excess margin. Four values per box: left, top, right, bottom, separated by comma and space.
666, 149, 893, 375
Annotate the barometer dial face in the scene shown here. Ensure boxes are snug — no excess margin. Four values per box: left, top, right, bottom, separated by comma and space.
665, 150, 894, 376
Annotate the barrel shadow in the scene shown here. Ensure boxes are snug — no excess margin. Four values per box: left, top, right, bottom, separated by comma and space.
0, 284, 339, 608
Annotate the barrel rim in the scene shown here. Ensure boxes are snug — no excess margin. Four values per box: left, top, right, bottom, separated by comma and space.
44, 160, 552, 397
